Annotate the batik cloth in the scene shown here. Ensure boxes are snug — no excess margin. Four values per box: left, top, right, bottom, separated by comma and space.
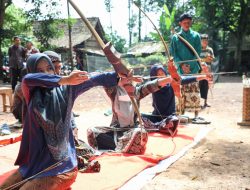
87, 126, 148, 154
142, 114, 179, 136
87, 79, 162, 154
181, 82, 201, 112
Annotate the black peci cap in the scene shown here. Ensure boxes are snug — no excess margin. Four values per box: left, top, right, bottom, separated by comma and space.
43, 51, 61, 62
179, 13, 192, 22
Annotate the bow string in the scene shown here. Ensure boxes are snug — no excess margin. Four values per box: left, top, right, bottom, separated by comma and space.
133, 2, 182, 99
68, 0, 145, 136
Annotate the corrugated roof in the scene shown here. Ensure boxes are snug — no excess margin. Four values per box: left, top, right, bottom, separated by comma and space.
127, 41, 165, 56
79, 48, 104, 56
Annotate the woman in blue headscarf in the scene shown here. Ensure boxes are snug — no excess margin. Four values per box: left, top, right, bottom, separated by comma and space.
142, 63, 206, 135
0, 53, 118, 190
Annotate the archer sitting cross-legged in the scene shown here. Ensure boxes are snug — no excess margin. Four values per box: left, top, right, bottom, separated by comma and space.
141, 61, 208, 135
87, 66, 175, 154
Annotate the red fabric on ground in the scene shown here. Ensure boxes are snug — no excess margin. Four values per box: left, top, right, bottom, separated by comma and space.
0, 134, 22, 146
0, 125, 200, 190
72, 125, 199, 190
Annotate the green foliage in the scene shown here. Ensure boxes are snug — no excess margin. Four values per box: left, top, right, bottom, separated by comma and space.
104, 0, 112, 13
191, 0, 250, 69
123, 53, 166, 75
105, 30, 127, 53
191, 0, 249, 36
126, 53, 166, 66
149, 3, 176, 42
67, 17, 77, 28
25, 0, 62, 20
163, 4, 171, 30
140, 53, 165, 64
34, 19, 64, 51
148, 32, 160, 41
144, 0, 176, 13
25, 0, 64, 50
1, 4, 32, 53
128, 14, 137, 34
170, 7, 176, 24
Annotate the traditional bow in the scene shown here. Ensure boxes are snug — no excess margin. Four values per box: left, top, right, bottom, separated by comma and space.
133, 2, 182, 98
68, 0, 144, 133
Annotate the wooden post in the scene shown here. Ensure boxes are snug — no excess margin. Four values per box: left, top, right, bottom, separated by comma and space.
67, 0, 74, 71
238, 87, 250, 126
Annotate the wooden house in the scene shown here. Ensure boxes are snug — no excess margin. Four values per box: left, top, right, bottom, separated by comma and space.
40, 17, 110, 71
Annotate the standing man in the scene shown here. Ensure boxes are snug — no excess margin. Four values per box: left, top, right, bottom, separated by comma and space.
8, 36, 26, 91
170, 13, 201, 74
199, 34, 215, 108
170, 14, 209, 124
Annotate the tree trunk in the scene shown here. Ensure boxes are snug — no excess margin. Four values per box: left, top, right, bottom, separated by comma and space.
234, 32, 243, 73
128, 0, 132, 47
0, 0, 7, 78
0, 39, 2, 79
0, 0, 7, 28
138, 6, 141, 42
233, 0, 248, 73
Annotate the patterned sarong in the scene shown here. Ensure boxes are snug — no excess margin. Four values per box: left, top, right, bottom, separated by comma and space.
142, 115, 179, 136
181, 82, 201, 113
87, 126, 148, 154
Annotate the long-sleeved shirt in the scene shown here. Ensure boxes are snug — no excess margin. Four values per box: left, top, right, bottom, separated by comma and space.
8, 45, 26, 69
170, 28, 201, 74
15, 72, 117, 179
200, 46, 215, 65
105, 79, 161, 127
152, 76, 197, 117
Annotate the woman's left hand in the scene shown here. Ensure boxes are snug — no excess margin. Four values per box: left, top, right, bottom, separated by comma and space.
59, 70, 89, 85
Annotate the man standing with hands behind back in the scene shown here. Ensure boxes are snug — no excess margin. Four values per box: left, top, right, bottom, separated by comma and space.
8, 36, 26, 91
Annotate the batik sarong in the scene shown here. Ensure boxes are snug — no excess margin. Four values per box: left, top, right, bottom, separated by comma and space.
87, 126, 148, 154
142, 114, 179, 136
181, 82, 201, 112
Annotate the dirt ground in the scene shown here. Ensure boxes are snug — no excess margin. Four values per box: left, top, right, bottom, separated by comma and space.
141, 76, 250, 190
0, 75, 250, 190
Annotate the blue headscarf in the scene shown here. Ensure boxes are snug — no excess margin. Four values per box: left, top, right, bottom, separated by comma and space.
150, 64, 168, 81
26, 53, 55, 73
150, 65, 176, 117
